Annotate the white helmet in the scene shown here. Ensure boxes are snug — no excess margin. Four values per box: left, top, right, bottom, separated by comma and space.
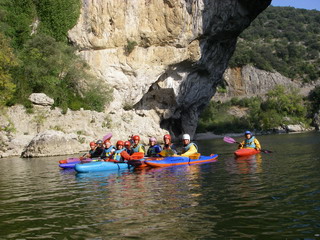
182, 134, 190, 140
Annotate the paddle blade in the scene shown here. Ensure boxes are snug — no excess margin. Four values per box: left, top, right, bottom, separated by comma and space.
103, 133, 112, 141
131, 152, 144, 160
159, 149, 175, 157
223, 136, 237, 144
189, 153, 201, 160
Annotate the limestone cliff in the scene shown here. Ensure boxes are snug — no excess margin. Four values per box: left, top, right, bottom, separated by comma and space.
214, 65, 320, 102
69, 0, 271, 139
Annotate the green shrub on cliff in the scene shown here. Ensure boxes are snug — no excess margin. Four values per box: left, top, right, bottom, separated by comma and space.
0, 33, 16, 107
12, 34, 113, 112
34, 0, 81, 42
230, 6, 320, 82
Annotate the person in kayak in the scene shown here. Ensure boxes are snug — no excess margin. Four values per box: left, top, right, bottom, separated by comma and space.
146, 137, 162, 157
131, 135, 145, 154
83, 141, 96, 158
100, 139, 116, 159
181, 134, 198, 157
108, 140, 132, 162
124, 141, 133, 155
161, 134, 177, 156
238, 131, 261, 150
89, 140, 105, 158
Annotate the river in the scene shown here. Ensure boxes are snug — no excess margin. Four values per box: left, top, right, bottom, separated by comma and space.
0, 132, 319, 239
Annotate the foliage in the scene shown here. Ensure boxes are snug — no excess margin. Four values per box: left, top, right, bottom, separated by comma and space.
229, 6, 320, 82
34, 0, 81, 42
0, 33, 16, 107
308, 85, 320, 114
0, 0, 36, 49
197, 85, 308, 133
125, 40, 137, 55
12, 34, 113, 112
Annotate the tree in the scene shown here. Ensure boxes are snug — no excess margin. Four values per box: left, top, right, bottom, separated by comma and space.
0, 33, 16, 106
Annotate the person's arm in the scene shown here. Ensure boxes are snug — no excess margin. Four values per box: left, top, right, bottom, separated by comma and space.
120, 151, 132, 161
238, 140, 245, 149
254, 139, 261, 150
155, 145, 162, 154
181, 144, 198, 157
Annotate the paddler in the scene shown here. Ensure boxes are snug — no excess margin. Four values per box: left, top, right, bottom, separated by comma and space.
89, 140, 105, 158
107, 140, 132, 162
238, 131, 261, 150
83, 141, 96, 158
101, 139, 116, 159
146, 137, 162, 157
161, 134, 177, 156
124, 141, 133, 155
180, 134, 198, 157
131, 135, 145, 154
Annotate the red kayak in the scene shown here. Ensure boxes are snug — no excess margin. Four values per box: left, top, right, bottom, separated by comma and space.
234, 148, 260, 157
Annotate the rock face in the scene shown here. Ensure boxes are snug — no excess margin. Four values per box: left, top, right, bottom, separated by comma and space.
29, 93, 54, 106
21, 130, 82, 157
215, 65, 300, 101
69, 0, 271, 139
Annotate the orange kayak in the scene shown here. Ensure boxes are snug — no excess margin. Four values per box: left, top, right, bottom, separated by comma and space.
234, 148, 260, 157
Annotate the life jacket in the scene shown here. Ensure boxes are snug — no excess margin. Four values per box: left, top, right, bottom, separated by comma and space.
132, 143, 145, 153
147, 145, 162, 157
182, 142, 198, 153
244, 136, 256, 148
112, 148, 126, 161
101, 145, 116, 158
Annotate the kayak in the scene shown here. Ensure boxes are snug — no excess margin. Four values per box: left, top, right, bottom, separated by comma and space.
59, 157, 81, 164
127, 157, 164, 168
145, 154, 218, 167
59, 161, 80, 169
75, 161, 131, 173
59, 158, 100, 169
234, 148, 260, 157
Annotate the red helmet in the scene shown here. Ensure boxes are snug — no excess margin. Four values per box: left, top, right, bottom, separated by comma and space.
132, 135, 140, 141
104, 139, 111, 144
89, 141, 96, 146
124, 141, 131, 146
116, 140, 124, 146
164, 134, 171, 140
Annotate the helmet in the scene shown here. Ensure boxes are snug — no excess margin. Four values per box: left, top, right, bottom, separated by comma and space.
245, 131, 251, 135
89, 141, 96, 146
163, 134, 171, 140
124, 141, 131, 146
133, 135, 140, 141
104, 139, 110, 144
116, 140, 124, 146
182, 134, 190, 141
149, 137, 157, 143
96, 140, 103, 144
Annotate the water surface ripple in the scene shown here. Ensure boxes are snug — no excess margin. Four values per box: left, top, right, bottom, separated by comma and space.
0, 132, 319, 239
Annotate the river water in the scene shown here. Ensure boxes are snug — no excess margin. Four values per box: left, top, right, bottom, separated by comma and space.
0, 132, 319, 239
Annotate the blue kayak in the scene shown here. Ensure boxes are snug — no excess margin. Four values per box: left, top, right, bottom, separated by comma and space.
75, 161, 131, 173
145, 154, 218, 167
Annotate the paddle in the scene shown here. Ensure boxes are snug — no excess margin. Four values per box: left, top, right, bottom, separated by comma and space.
130, 152, 145, 160
223, 136, 273, 153
159, 149, 176, 157
102, 133, 113, 142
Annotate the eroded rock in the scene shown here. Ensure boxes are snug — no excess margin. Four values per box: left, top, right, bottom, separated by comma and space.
29, 93, 54, 106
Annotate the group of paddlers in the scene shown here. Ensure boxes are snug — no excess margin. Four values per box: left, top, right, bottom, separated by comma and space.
85, 134, 198, 163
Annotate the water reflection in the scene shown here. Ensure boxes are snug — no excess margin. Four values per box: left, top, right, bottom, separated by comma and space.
225, 154, 263, 175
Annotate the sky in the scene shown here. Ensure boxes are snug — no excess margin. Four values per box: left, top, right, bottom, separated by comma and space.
271, 0, 320, 11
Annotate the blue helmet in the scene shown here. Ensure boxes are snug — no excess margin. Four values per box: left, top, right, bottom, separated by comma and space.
244, 131, 251, 135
